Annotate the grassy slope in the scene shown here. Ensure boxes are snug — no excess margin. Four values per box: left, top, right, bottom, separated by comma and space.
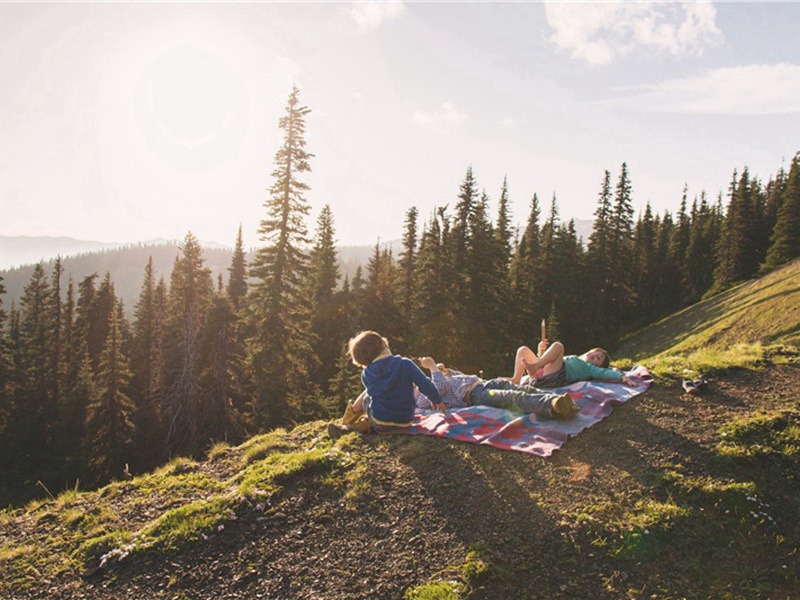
616, 258, 800, 371
2, 262, 799, 599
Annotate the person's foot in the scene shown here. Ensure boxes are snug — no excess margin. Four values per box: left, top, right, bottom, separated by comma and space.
327, 422, 351, 440
551, 393, 579, 419
522, 358, 537, 379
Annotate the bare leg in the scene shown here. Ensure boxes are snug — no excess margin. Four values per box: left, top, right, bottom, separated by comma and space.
522, 341, 565, 379
511, 346, 538, 384
352, 389, 368, 412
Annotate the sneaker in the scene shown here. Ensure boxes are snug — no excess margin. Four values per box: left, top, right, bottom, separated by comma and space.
551, 393, 579, 419
693, 377, 709, 394
682, 379, 699, 395
327, 422, 351, 440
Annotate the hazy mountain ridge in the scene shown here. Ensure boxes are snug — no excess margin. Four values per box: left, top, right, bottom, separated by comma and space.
0, 220, 593, 312
0, 239, 388, 312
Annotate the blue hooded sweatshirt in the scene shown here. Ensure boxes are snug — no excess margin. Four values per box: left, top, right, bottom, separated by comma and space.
362, 355, 443, 426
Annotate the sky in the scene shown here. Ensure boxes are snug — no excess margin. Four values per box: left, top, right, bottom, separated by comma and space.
2, 1, 800, 251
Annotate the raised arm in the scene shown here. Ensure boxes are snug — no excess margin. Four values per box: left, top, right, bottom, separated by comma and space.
407, 359, 445, 411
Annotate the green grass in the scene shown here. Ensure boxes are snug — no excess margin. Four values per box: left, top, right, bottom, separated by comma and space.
616, 258, 800, 370
715, 410, 800, 459
0, 421, 364, 592
404, 546, 492, 599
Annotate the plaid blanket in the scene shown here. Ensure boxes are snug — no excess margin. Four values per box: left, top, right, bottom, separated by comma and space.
392, 365, 653, 456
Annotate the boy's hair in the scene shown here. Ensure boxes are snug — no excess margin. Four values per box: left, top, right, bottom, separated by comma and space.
347, 331, 388, 367
590, 348, 610, 368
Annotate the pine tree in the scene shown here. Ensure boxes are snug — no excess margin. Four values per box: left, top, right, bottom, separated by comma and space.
460, 189, 500, 373
17, 263, 54, 469
398, 206, 418, 324
62, 351, 96, 481
306, 204, 344, 392
57, 277, 83, 481
586, 170, 614, 339
244, 85, 317, 428
411, 209, 454, 361
163, 232, 213, 456
763, 152, 800, 271
452, 166, 478, 280
85, 309, 135, 483
130, 257, 164, 469
684, 192, 721, 302
227, 225, 248, 311
712, 169, 768, 290
198, 290, 245, 449
0, 277, 10, 466
607, 163, 637, 338
633, 204, 659, 323
494, 176, 513, 272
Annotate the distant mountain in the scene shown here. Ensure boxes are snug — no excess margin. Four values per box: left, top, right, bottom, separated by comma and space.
0, 219, 594, 314
0, 239, 386, 315
0, 235, 232, 271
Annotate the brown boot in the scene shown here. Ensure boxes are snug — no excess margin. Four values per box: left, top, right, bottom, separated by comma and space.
551, 393, 579, 419
340, 400, 372, 434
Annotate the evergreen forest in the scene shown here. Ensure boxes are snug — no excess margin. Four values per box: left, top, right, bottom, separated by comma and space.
1, 86, 799, 500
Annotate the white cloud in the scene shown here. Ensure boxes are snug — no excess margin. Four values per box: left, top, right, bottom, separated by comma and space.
413, 102, 468, 133
613, 63, 800, 115
346, 1, 407, 32
544, 1, 723, 66
500, 117, 515, 127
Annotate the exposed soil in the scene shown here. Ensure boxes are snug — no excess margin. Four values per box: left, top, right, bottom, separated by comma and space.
4, 364, 800, 600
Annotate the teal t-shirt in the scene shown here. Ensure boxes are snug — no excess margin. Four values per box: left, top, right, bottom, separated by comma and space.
563, 355, 623, 384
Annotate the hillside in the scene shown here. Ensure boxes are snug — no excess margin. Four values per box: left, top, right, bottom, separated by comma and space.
615, 258, 800, 375
1, 267, 799, 599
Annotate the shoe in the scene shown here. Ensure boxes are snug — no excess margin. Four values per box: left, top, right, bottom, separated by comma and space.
693, 377, 709, 394
682, 379, 699, 395
551, 393, 579, 419
327, 422, 351, 440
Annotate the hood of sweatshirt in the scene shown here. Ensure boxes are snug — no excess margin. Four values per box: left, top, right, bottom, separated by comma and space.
362, 355, 405, 395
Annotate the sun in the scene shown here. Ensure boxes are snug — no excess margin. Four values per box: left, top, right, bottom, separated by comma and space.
133, 41, 249, 169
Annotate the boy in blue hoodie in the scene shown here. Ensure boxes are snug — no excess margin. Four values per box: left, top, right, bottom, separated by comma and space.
329, 331, 445, 437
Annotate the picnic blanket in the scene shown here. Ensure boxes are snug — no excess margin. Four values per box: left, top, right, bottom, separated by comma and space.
392, 365, 653, 456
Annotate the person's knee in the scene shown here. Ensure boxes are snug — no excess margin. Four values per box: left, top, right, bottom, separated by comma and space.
550, 341, 564, 356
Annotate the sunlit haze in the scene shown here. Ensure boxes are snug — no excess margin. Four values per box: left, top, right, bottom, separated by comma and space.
2, 2, 799, 251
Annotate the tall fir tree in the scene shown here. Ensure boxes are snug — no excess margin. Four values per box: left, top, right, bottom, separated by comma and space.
411, 209, 455, 361
516, 194, 543, 338
85, 309, 135, 484
460, 189, 501, 373
163, 232, 213, 457
306, 204, 344, 392
227, 225, 248, 311
198, 289, 245, 448
16, 263, 55, 469
586, 170, 615, 339
0, 277, 10, 470
130, 257, 164, 469
763, 152, 800, 271
712, 169, 765, 289
244, 85, 318, 428
398, 206, 418, 325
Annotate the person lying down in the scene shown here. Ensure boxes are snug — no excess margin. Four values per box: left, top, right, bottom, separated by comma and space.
415, 356, 579, 420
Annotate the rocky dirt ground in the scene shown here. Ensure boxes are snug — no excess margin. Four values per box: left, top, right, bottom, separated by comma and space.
3, 364, 799, 599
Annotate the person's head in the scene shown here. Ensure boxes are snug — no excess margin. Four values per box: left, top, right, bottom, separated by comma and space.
583, 348, 610, 368
347, 331, 390, 367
